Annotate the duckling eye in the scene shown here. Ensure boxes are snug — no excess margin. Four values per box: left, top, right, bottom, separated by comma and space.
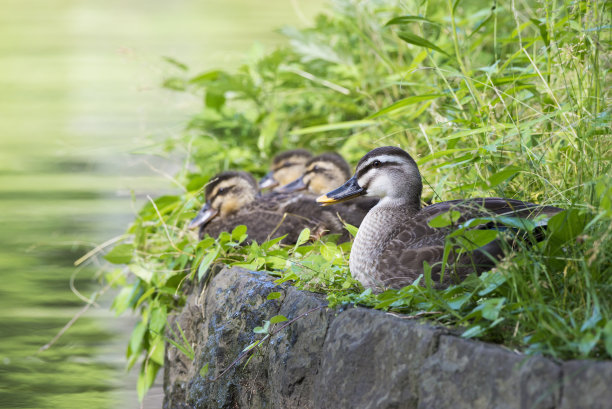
218, 187, 229, 195
312, 165, 320, 172
372, 160, 382, 168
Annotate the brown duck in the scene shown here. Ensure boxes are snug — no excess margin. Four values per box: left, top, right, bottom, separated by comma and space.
277, 152, 378, 235
259, 149, 313, 190
189, 171, 343, 244
317, 146, 563, 291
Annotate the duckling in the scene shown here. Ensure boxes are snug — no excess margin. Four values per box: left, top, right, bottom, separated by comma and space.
277, 152, 379, 237
317, 146, 563, 291
189, 170, 342, 244
259, 149, 313, 190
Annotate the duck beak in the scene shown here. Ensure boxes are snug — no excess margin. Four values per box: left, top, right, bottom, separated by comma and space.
188, 203, 219, 229
276, 176, 307, 193
259, 171, 278, 190
317, 175, 365, 206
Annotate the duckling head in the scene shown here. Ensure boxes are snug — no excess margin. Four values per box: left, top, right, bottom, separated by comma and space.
317, 146, 422, 209
277, 152, 352, 195
189, 171, 258, 229
259, 149, 312, 190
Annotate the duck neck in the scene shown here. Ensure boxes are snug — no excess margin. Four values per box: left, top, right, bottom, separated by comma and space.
350, 195, 421, 286
374, 196, 421, 216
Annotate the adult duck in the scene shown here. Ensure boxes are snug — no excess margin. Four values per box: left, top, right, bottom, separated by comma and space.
317, 146, 562, 290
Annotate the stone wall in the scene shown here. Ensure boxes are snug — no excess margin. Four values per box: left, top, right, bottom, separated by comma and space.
163, 266, 612, 409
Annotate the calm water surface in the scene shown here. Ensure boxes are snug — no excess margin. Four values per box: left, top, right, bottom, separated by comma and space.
0, 1, 323, 407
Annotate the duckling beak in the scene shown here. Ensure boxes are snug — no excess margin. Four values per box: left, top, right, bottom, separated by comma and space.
276, 176, 307, 193
317, 175, 365, 206
259, 171, 278, 190
188, 203, 219, 229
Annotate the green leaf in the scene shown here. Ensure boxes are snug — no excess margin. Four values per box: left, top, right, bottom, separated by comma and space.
198, 247, 219, 280
529, 18, 550, 46
269, 315, 288, 324
461, 325, 484, 338
547, 209, 590, 243
446, 292, 472, 310
456, 229, 498, 251
369, 94, 443, 119
580, 306, 602, 332
488, 166, 521, 188
200, 363, 209, 378
189, 69, 223, 84
162, 56, 188, 71
149, 335, 165, 365
149, 306, 167, 334
232, 225, 248, 242
385, 15, 441, 26
603, 321, 612, 357
137, 361, 160, 402
104, 243, 134, 264
428, 210, 462, 228
128, 321, 147, 359
475, 298, 506, 321
397, 32, 448, 55
258, 113, 279, 152
243, 340, 260, 352
129, 264, 154, 284
112, 286, 134, 315
205, 91, 225, 110
343, 222, 359, 237
477, 271, 507, 296
293, 228, 311, 251
267, 291, 282, 300
162, 77, 187, 91
261, 235, 286, 250
253, 320, 270, 334
577, 332, 600, 356
274, 272, 299, 284
135, 287, 156, 308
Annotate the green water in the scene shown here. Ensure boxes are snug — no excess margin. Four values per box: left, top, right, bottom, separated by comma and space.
0, 1, 323, 407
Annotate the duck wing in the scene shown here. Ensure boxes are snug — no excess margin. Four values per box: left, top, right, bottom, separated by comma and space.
376, 198, 562, 288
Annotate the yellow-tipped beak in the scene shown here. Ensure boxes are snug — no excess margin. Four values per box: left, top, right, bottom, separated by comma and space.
316, 175, 365, 206
316, 194, 337, 206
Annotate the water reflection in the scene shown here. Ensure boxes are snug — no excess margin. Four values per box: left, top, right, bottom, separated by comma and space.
0, 0, 322, 407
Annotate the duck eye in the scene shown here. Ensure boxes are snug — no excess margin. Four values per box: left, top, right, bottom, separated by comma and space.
372, 160, 381, 168
218, 187, 228, 194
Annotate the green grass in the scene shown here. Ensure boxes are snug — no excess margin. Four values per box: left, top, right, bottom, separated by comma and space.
105, 0, 611, 397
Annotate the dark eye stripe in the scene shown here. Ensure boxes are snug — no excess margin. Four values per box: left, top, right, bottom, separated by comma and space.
275, 161, 300, 171
213, 185, 235, 199
356, 160, 400, 179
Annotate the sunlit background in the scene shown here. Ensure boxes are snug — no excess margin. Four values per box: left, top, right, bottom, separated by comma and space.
0, 1, 323, 407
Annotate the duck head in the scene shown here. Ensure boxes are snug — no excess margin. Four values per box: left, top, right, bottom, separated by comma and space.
277, 152, 352, 195
189, 171, 258, 229
259, 149, 312, 190
317, 146, 422, 209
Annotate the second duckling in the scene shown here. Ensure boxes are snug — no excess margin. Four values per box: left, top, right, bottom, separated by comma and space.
278, 152, 378, 233
259, 149, 313, 190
